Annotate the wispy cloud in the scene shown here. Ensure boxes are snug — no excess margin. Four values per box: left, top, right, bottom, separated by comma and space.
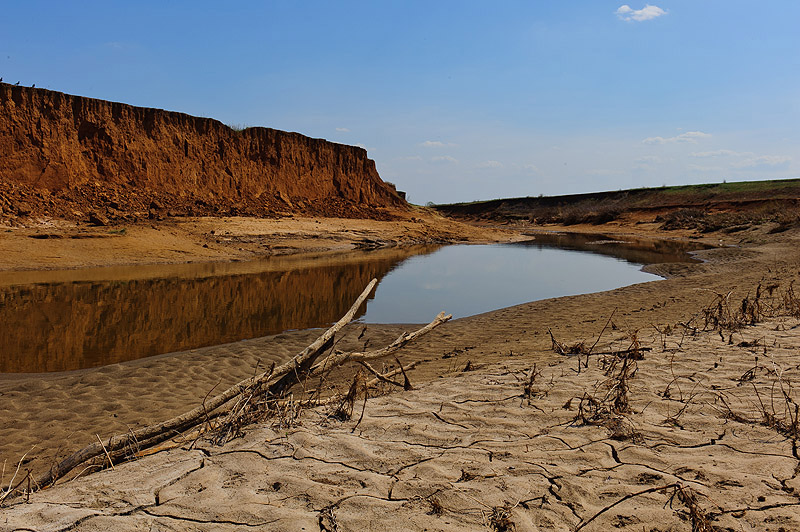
688, 164, 724, 172
635, 155, 663, 164
734, 155, 791, 169
616, 4, 667, 22
478, 160, 503, 168
690, 150, 792, 169
643, 131, 711, 144
431, 155, 458, 164
420, 140, 458, 148
633, 155, 663, 170
633, 155, 664, 169
335, 127, 350, 132
690, 149, 740, 158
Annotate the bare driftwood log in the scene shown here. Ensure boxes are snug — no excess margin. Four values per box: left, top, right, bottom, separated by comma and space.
28, 279, 450, 494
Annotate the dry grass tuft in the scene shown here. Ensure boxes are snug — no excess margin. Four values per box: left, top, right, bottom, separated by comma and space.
668, 484, 714, 532
426, 496, 445, 516
701, 281, 800, 335
487, 504, 516, 532
548, 328, 587, 356
576, 482, 714, 532
329, 370, 368, 423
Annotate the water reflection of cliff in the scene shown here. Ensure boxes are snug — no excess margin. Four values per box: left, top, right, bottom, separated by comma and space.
0, 246, 439, 373
519, 232, 709, 265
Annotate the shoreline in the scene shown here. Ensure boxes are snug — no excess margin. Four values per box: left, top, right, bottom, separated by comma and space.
0, 209, 525, 273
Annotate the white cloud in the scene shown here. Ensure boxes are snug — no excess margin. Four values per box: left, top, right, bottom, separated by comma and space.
690, 149, 741, 158
689, 150, 791, 169
633, 155, 663, 171
616, 4, 667, 22
523, 164, 540, 173
643, 131, 712, 144
420, 140, 457, 148
478, 160, 503, 168
733, 155, 792, 169
431, 155, 458, 164
335, 127, 350, 132
688, 164, 725, 172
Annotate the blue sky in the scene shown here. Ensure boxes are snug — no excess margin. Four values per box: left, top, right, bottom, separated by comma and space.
2, 1, 798, 204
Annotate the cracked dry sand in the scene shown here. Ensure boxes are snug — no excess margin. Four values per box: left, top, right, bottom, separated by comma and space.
4, 317, 800, 531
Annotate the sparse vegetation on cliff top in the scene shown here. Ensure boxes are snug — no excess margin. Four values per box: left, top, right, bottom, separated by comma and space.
434, 178, 800, 232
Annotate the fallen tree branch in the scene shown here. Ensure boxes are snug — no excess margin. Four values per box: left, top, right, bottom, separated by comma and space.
299, 360, 424, 408
312, 311, 452, 371
20, 279, 450, 500
357, 360, 408, 389
30, 279, 379, 492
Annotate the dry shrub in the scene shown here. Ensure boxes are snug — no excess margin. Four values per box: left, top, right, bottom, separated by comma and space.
487, 505, 516, 532
768, 211, 800, 233
783, 281, 800, 317
716, 355, 799, 450
558, 203, 623, 226
330, 370, 368, 422
701, 281, 800, 335
548, 328, 586, 355
658, 208, 707, 230
601, 356, 637, 415
211, 380, 269, 445
668, 484, 714, 532
702, 290, 743, 332
574, 355, 641, 442
576, 483, 714, 532
521, 363, 546, 403
659, 203, 800, 233
318, 504, 339, 532
426, 496, 445, 516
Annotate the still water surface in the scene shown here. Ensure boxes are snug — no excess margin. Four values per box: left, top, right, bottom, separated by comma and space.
0, 234, 703, 373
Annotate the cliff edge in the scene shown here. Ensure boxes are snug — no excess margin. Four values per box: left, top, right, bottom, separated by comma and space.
0, 83, 406, 222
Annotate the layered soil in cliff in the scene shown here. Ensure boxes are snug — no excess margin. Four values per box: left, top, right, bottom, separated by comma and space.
0, 83, 405, 224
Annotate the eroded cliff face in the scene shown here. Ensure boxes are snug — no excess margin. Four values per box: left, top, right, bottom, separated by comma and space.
0, 83, 405, 221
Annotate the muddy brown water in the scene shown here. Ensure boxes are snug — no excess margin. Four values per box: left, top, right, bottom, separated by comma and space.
0, 234, 705, 373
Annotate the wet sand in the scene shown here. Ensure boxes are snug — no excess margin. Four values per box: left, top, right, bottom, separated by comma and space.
1, 217, 799, 530
0, 208, 524, 271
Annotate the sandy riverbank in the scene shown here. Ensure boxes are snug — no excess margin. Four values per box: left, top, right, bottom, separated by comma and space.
0, 207, 525, 271
1, 218, 799, 530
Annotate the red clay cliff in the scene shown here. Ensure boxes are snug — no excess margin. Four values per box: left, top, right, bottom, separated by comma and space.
0, 83, 406, 222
